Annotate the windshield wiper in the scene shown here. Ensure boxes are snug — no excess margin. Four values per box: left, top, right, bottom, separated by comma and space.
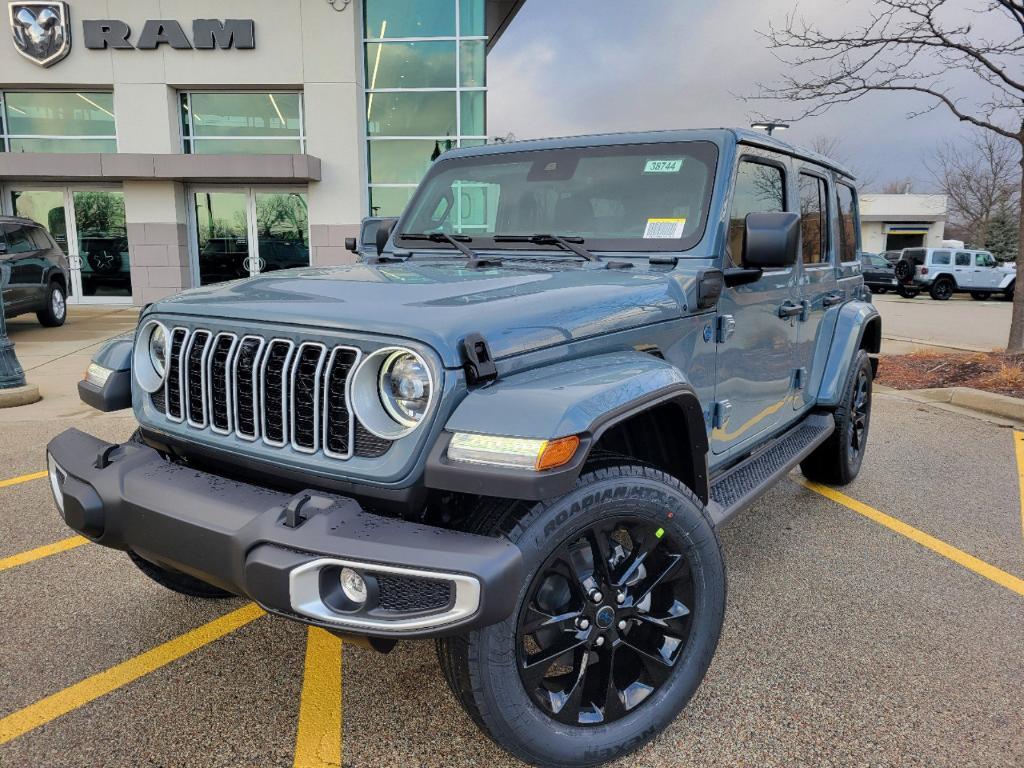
400, 232, 502, 268
493, 234, 598, 262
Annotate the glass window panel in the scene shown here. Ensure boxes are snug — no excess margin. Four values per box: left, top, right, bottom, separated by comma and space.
189, 138, 303, 154
10, 190, 68, 253
8, 137, 116, 153
370, 186, 416, 217
836, 183, 859, 262
459, 41, 485, 87
74, 191, 131, 298
460, 91, 485, 136
194, 192, 250, 286
187, 93, 301, 138
728, 161, 786, 264
365, 0, 456, 38
255, 193, 310, 274
4, 92, 115, 137
365, 41, 456, 89
368, 139, 444, 183
366, 91, 457, 137
460, 0, 485, 36
459, 138, 487, 149
798, 174, 828, 265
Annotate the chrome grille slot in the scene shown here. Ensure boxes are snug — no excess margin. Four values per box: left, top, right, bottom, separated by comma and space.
261, 340, 295, 448
290, 343, 328, 453
233, 336, 265, 441
323, 347, 360, 459
209, 333, 239, 435
165, 328, 188, 422
185, 330, 212, 428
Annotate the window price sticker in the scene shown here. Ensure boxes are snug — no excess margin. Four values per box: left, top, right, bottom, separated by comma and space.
643, 159, 683, 173
643, 218, 687, 239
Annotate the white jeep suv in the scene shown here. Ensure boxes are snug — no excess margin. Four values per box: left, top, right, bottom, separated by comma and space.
894, 247, 1015, 301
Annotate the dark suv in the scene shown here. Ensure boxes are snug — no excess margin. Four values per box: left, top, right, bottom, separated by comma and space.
1, 216, 70, 327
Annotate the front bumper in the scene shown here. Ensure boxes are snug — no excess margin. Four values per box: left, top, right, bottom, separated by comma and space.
46, 428, 523, 639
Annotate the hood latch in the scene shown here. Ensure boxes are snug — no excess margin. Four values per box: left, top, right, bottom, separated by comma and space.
461, 332, 498, 386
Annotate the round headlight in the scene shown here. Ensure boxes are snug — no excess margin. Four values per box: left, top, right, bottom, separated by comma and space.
149, 324, 168, 378
379, 351, 431, 428
133, 320, 170, 393
350, 347, 435, 440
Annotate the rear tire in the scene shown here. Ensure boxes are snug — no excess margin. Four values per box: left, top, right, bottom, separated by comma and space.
872, 287, 888, 295
36, 281, 67, 327
127, 550, 235, 599
437, 465, 725, 768
800, 349, 873, 486
929, 278, 954, 301
896, 286, 919, 299
970, 291, 991, 301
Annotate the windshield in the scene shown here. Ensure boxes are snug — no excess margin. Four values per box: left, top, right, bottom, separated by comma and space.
398, 141, 719, 253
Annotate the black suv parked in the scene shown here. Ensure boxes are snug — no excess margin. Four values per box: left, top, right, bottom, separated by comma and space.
0, 216, 70, 327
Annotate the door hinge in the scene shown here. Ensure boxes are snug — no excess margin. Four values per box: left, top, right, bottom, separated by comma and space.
716, 314, 736, 343
712, 400, 732, 429
461, 332, 498, 386
793, 367, 808, 390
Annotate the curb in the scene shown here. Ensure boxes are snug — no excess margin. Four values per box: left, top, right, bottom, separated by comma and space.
892, 386, 1024, 424
0, 384, 41, 409
881, 335, 995, 353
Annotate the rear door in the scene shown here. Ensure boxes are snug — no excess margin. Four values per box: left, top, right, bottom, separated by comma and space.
793, 169, 839, 411
0, 222, 40, 306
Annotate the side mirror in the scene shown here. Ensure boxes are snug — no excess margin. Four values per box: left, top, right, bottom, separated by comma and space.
375, 218, 397, 257
344, 237, 358, 254
742, 212, 800, 270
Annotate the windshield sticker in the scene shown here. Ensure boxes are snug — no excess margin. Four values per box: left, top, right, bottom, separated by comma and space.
644, 159, 683, 173
644, 218, 687, 239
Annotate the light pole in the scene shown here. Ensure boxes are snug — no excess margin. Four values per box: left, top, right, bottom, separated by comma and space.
751, 121, 790, 136
0, 271, 28, 390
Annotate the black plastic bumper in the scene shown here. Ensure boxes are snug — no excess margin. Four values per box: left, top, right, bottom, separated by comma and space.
45, 428, 524, 639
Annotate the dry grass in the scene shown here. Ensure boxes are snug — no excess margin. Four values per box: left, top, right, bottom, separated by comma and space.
877, 351, 1024, 399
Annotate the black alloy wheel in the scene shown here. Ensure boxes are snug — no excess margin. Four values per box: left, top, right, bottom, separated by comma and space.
930, 280, 954, 301
849, 365, 870, 462
516, 517, 693, 726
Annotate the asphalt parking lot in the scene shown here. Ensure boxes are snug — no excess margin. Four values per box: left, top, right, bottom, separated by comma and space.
1, 391, 1022, 767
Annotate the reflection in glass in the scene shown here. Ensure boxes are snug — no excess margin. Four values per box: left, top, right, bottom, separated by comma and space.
11, 190, 67, 253
459, 41, 485, 87
364, 0, 456, 38
366, 91, 457, 136
370, 187, 416, 217
255, 193, 310, 274
460, 0, 485, 36
8, 138, 117, 153
460, 91, 485, 136
186, 93, 301, 137
369, 139, 444, 183
195, 192, 249, 286
365, 41, 457, 89
4, 92, 116, 137
74, 191, 131, 297
186, 138, 303, 155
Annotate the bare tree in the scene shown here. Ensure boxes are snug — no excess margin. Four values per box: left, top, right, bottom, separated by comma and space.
754, 0, 1024, 350
807, 135, 878, 189
926, 128, 1020, 247
880, 179, 916, 194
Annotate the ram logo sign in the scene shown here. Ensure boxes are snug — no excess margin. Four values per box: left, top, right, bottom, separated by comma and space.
8, 1, 71, 67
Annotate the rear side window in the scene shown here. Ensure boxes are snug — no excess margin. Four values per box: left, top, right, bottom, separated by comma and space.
728, 159, 786, 265
28, 226, 53, 250
836, 183, 858, 263
1, 224, 34, 254
798, 173, 829, 264
955, 252, 971, 266
932, 251, 951, 266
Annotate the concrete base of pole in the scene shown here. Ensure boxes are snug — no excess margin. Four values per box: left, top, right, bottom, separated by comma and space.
0, 384, 41, 408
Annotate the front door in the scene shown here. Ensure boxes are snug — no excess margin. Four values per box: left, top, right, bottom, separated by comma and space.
712, 154, 799, 455
974, 252, 1002, 290
192, 188, 309, 286
0, 220, 42, 306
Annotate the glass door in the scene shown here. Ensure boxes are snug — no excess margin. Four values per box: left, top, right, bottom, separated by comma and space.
192, 188, 309, 286
6, 186, 131, 303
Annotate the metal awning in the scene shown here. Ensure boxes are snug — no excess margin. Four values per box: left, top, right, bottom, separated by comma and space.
487, 0, 526, 49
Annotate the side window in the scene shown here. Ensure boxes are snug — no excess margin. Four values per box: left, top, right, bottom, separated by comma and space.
28, 226, 53, 250
2, 224, 35, 254
976, 252, 996, 268
955, 252, 971, 267
728, 159, 786, 264
932, 251, 951, 266
836, 183, 858, 263
798, 173, 829, 264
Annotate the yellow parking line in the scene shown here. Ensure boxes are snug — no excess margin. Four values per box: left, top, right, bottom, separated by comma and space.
799, 479, 1024, 598
293, 628, 343, 768
0, 470, 48, 489
0, 536, 89, 573
1013, 432, 1024, 544
0, 603, 265, 746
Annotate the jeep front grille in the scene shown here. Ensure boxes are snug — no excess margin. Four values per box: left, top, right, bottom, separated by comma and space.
155, 327, 383, 461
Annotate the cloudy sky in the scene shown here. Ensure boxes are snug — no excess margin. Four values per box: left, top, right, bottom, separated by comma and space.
487, 0, 1012, 191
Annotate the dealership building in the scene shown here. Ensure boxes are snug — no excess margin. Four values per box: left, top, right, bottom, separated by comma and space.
859, 193, 948, 253
0, 0, 523, 305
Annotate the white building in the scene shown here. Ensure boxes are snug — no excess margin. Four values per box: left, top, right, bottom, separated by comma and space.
859, 193, 948, 254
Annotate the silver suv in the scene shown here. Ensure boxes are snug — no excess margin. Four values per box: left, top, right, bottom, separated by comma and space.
894, 247, 1016, 301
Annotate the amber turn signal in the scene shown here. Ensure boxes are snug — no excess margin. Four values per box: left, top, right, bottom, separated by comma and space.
535, 435, 580, 471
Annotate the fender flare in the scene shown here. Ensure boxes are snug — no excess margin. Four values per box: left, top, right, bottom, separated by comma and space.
425, 351, 709, 503
815, 300, 881, 408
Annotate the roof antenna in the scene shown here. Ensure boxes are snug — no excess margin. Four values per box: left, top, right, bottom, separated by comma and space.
751, 122, 790, 136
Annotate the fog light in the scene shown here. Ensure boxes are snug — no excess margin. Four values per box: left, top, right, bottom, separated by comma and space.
340, 567, 367, 604
84, 363, 113, 388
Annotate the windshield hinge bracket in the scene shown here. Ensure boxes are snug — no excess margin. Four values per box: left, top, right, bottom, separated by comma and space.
461, 333, 498, 386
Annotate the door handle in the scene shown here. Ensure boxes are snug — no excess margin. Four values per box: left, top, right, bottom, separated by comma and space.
778, 300, 805, 319
823, 292, 846, 307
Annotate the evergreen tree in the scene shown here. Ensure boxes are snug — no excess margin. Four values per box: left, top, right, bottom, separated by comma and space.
986, 207, 1019, 263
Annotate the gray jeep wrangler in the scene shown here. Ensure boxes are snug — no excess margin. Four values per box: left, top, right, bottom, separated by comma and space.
47, 128, 880, 768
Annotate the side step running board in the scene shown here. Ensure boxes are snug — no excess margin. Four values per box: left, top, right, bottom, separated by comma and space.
707, 413, 835, 527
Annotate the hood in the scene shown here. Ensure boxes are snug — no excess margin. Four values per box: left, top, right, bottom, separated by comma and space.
153, 259, 697, 367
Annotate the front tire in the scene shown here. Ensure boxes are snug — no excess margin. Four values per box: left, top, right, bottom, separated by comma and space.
437, 466, 725, 768
896, 286, 919, 299
800, 349, 873, 486
127, 550, 234, 599
36, 281, 67, 327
